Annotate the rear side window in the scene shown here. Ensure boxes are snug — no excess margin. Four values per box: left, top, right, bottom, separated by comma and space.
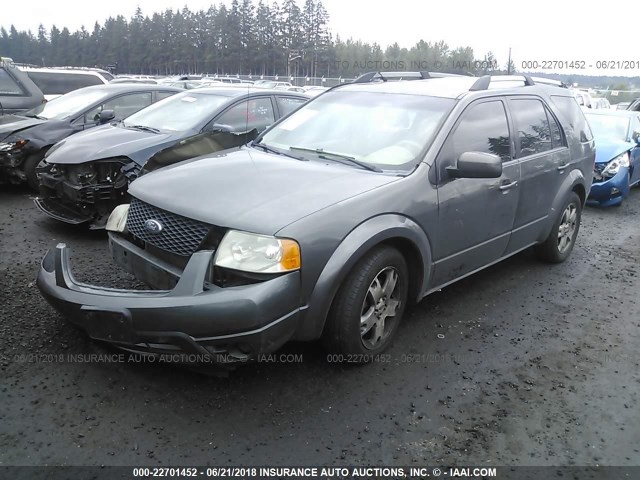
27, 72, 104, 95
550, 95, 593, 142
276, 96, 306, 116
509, 99, 552, 157
448, 100, 512, 162
0, 68, 23, 95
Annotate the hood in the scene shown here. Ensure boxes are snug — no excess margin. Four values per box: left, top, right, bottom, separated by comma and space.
45, 124, 190, 166
594, 138, 634, 164
129, 147, 401, 234
0, 115, 45, 140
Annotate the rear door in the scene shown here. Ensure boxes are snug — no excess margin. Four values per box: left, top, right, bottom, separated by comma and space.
505, 96, 571, 252
432, 98, 520, 287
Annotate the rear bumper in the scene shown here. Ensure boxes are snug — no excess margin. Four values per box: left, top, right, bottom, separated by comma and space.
36, 243, 303, 364
587, 167, 629, 207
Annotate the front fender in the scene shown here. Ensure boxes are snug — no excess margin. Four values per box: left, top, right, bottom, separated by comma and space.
296, 214, 432, 340
539, 168, 587, 242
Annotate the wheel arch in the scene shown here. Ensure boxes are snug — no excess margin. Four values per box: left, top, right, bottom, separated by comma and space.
295, 214, 432, 341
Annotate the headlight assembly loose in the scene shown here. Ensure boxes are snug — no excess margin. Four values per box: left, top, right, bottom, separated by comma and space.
214, 230, 301, 273
0, 139, 28, 152
602, 152, 630, 177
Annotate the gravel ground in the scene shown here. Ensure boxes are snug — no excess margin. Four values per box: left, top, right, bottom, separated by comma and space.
1, 185, 639, 467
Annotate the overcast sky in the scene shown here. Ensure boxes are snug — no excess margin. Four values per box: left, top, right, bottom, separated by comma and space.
3, 0, 638, 77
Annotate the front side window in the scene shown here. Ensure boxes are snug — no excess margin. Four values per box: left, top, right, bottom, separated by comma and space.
84, 92, 153, 123
216, 97, 275, 132
0, 68, 23, 95
447, 100, 512, 163
509, 99, 553, 157
259, 90, 454, 171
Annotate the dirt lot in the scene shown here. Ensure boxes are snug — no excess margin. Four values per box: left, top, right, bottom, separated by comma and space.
1, 185, 639, 467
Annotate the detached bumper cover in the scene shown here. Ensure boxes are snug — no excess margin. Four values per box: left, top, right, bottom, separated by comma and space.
36, 244, 302, 362
588, 166, 630, 207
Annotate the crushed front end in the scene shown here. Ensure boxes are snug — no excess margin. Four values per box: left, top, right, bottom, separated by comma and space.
36, 197, 303, 365
35, 158, 138, 228
0, 138, 30, 184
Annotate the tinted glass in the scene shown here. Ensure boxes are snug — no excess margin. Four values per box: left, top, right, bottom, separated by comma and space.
84, 92, 153, 123
546, 107, 564, 148
510, 99, 552, 157
156, 91, 177, 101
550, 95, 593, 142
276, 96, 307, 116
0, 68, 23, 95
449, 100, 511, 162
27, 71, 104, 95
216, 97, 275, 132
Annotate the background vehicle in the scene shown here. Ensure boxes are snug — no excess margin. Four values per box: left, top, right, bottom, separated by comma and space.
20, 66, 114, 101
255, 80, 293, 89
586, 110, 640, 206
0, 83, 180, 188
37, 74, 594, 364
0, 57, 45, 115
627, 98, 640, 112
37, 87, 309, 228
572, 89, 593, 108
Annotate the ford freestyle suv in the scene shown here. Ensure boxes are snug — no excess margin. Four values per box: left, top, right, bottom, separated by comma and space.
37, 74, 595, 366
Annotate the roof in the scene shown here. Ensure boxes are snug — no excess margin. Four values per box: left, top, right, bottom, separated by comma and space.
186, 86, 309, 98
333, 75, 572, 100
74, 84, 183, 94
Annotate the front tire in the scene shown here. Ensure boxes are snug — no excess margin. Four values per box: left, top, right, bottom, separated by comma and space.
323, 246, 409, 359
535, 192, 582, 263
23, 151, 46, 191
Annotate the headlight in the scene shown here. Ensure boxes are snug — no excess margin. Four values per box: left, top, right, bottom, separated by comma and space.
105, 204, 129, 232
214, 230, 301, 273
0, 138, 28, 152
602, 152, 630, 177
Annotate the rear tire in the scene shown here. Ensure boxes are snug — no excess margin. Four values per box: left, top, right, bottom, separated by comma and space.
323, 246, 409, 360
23, 151, 46, 191
535, 192, 582, 263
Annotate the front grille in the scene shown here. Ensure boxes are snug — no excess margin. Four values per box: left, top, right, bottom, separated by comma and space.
127, 197, 211, 257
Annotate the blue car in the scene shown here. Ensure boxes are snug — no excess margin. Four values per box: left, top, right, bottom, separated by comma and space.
586, 110, 640, 206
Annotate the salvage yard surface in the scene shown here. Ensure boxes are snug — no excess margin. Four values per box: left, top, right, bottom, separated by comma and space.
1, 185, 639, 466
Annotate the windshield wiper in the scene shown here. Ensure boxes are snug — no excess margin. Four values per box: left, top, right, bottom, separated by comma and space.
251, 141, 307, 161
288, 147, 382, 172
125, 124, 161, 134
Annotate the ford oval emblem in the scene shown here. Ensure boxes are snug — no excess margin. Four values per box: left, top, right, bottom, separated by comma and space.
144, 219, 163, 234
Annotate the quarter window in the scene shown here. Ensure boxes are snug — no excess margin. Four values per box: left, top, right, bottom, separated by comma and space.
510, 99, 553, 157
0, 68, 23, 95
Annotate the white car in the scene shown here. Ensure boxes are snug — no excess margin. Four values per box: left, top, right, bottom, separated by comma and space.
20, 66, 114, 101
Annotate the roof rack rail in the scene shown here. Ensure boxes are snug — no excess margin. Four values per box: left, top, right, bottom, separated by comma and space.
353, 71, 433, 83
469, 74, 536, 91
529, 76, 569, 88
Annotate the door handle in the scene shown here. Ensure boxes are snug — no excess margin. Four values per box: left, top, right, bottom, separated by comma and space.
499, 180, 518, 191
557, 163, 570, 171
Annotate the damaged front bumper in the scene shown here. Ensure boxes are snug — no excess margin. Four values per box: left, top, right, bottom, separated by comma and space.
0, 148, 28, 184
587, 166, 630, 207
36, 243, 302, 364
36, 160, 136, 228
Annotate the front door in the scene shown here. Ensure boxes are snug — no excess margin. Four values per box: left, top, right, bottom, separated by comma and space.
432, 98, 520, 287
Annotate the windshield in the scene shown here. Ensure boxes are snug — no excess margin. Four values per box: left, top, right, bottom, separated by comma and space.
24, 88, 108, 120
586, 114, 630, 142
258, 90, 455, 171
123, 92, 228, 132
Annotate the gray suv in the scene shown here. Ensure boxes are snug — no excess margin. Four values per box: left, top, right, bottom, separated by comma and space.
37, 74, 595, 365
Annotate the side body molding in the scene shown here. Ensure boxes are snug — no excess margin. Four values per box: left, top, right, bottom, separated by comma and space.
296, 214, 433, 340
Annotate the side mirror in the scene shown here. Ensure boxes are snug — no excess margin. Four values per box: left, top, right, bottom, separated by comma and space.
98, 109, 116, 124
446, 152, 502, 179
